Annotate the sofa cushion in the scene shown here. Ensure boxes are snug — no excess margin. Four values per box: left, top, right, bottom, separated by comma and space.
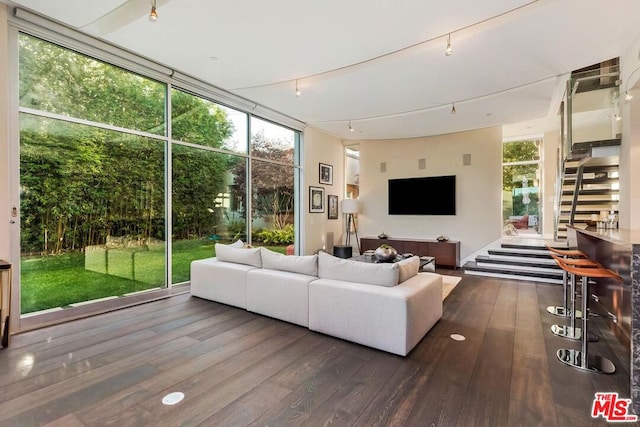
317, 251, 399, 287
261, 247, 318, 276
398, 256, 420, 283
247, 268, 315, 327
214, 243, 262, 267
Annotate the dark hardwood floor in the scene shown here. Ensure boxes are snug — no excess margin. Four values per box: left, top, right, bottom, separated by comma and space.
0, 272, 635, 426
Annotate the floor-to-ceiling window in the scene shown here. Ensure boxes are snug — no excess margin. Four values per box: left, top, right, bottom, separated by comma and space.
19, 34, 167, 314
344, 145, 360, 199
249, 117, 296, 250
170, 88, 250, 284
16, 32, 301, 320
502, 138, 542, 235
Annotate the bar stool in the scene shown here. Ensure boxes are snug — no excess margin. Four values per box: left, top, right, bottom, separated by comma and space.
546, 246, 588, 318
554, 261, 622, 374
549, 254, 601, 341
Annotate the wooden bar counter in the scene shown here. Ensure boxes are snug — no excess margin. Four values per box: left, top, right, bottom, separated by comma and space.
567, 225, 640, 413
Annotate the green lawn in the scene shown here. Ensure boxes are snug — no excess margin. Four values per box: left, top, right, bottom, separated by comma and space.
21, 239, 287, 314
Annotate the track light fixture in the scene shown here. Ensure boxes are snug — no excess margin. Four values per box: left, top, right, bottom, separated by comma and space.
625, 91, 633, 101
445, 33, 453, 56
149, 0, 158, 21
349, 121, 354, 132
295, 79, 301, 97
451, 103, 456, 115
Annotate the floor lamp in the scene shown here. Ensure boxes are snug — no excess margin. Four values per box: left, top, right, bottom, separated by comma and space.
342, 199, 360, 254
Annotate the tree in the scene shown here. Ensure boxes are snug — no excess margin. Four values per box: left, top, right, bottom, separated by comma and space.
19, 34, 234, 254
502, 140, 540, 217
231, 130, 294, 231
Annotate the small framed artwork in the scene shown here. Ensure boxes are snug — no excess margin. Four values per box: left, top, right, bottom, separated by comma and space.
327, 195, 339, 219
319, 163, 333, 185
309, 186, 325, 213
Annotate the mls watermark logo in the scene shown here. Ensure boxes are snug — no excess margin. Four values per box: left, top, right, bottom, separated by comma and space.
591, 392, 638, 422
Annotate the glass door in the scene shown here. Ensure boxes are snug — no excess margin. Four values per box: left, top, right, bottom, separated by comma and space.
18, 34, 167, 315
502, 139, 542, 236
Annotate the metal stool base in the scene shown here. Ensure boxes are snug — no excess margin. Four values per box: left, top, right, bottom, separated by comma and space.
557, 348, 615, 374
551, 325, 598, 342
551, 324, 581, 340
547, 306, 582, 318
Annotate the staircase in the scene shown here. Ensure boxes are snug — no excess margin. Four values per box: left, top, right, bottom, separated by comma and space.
464, 242, 563, 284
556, 144, 620, 239
554, 60, 622, 240
465, 60, 623, 284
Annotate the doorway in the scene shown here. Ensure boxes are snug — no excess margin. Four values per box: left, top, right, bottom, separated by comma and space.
502, 138, 542, 236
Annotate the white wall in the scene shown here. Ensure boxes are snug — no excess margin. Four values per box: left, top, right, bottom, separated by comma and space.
619, 31, 640, 229
541, 127, 560, 238
357, 127, 502, 261
302, 126, 345, 255
0, 5, 10, 261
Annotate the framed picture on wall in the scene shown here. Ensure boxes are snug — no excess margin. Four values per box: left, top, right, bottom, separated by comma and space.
319, 163, 333, 185
327, 195, 338, 219
309, 186, 325, 213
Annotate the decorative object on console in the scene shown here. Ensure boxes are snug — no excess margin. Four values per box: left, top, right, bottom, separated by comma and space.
375, 244, 398, 262
360, 237, 460, 268
377, 231, 388, 239
363, 250, 375, 262
436, 235, 449, 242
342, 198, 361, 254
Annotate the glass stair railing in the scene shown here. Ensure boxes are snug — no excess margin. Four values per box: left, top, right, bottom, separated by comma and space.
554, 61, 621, 240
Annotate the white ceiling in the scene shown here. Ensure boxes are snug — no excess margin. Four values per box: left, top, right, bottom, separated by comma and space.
6, 0, 640, 140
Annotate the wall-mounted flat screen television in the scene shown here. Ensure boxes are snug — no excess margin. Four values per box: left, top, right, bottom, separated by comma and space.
388, 175, 456, 215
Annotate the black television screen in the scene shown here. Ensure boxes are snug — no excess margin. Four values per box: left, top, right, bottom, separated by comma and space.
388, 175, 456, 215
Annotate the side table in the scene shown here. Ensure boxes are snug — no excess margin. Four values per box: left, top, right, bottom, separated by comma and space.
333, 245, 353, 259
0, 260, 12, 348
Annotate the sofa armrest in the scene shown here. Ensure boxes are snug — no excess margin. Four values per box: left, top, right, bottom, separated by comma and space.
308, 272, 442, 356
190, 257, 257, 309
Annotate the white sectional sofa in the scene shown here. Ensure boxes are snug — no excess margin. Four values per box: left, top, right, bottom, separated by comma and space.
190, 243, 443, 356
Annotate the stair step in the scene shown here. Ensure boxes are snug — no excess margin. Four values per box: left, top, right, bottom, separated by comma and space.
560, 199, 619, 205
572, 138, 621, 152
487, 249, 552, 259
563, 177, 619, 185
476, 255, 560, 271
499, 243, 549, 250
559, 209, 617, 216
483, 254, 557, 265
562, 190, 619, 197
463, 262, 563, 284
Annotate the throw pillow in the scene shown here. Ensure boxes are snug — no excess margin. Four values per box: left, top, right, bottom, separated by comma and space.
398, 256, 420, 283
228, 239, 245, 248
215, 243, 262, 267
317, 251, 399, 287
261, 247, 318, 276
